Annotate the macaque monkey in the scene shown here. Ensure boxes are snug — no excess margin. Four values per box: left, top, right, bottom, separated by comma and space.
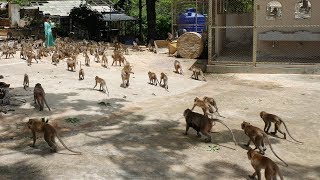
93, 76, 109, 95
51, 52, 59, 65
190, 66, 206, 81
121, 64, 134, 88
85, 52, 90, 66
111, 50, 125, 66
114, 42, 121, 50
26, 51, 38, 66
203, 96, 224, 118
148, 71, 160, 86
247, 148, 284, 180
101, 51, 108, 68
94, 51, 100, 63
191, 97, 211, 117
183, 109, 237, 144
33, 83, 51, 111
260, 111, 302, 143
23, 74, 29, 90
166, 32, 174, 42
27, 118, 81, 154
79, 62, 84, 80
67, 58, 76, 71
173, 60, 183, 75
241, 121, 288, 166
159, 72, 169, 91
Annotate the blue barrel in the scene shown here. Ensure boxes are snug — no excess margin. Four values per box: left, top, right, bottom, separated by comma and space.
178, 8, 205, 34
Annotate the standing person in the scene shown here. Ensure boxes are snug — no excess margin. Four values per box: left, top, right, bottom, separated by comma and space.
44, 16, 54, 47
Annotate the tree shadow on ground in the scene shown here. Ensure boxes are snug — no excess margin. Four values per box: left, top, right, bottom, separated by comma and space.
0, 160, 46, 180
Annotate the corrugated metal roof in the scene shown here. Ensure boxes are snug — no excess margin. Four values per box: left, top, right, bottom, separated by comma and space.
21, 0, 116, 16
103, 13, 136, 22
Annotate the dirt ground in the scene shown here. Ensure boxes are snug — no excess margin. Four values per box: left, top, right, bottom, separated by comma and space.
0, 49, 319, 180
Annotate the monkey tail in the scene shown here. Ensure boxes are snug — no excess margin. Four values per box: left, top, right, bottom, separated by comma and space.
282, 120, 303, 144
105, 85, 110, 96
212, 118, 237, 145
43, 97, 51, 111
55, 133, 82, 155
277, 169, 284, 180
264, 133, 288, 167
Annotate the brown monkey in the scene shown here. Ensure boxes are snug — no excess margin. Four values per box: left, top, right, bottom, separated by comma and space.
191, 97, 211, 117
173, 60, 183, 75
183, 109, 237, 144
94, 51, 100, 62
260, 111, 302, 143
241, 121, 288, 166
34, 83, 51, 111
79, 62, 84, 80
67, 58, 76, 71
51, 52, 59, 65
26, 51, 38, 66
247, 148, 284, 180
27, 118, 81, 154
203, 96, 224, 118
121, 64, 134, 88
101, 51, 108, 68
190, 66, 206, 81
111, 50, 125, 66
159, 72, 169, 91
85, 52, 90, 66
93, 76, 109, 95
148, 71, 160, 86
23, 74, 29, 90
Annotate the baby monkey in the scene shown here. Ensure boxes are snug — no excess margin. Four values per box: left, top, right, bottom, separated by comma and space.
247, 148, 284, 180
23, 74, 29, 90
79, 62, 84, 80
93, 76, 109, 96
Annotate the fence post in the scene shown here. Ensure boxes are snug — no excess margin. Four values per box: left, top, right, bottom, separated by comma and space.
252, 0, 258, 67
208, 0, 214, 65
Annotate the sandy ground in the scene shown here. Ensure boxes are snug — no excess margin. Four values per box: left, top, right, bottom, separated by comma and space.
0, 49, 320, 180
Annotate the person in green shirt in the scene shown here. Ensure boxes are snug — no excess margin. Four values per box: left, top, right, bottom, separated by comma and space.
44, 16, 54, 47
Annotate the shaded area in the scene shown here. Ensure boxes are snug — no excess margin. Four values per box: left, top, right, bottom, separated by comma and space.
0, 161, 47, 180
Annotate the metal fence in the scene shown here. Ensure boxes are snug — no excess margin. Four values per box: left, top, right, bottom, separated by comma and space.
207, 0, 320, 66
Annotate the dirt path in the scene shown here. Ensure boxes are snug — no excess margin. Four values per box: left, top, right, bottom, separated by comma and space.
0, 51, 319, 179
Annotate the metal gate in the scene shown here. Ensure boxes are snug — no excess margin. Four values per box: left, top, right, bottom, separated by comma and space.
208, 0, 320, 66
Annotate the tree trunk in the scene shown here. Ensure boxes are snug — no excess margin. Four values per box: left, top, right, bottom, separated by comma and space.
138, 0, 143, 41
146, 0, 157, 41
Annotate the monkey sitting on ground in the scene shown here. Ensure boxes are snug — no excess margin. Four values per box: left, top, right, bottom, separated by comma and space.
159, 72, 169, 91
79, 62, 84, 80
121, 64, 134, 88
148, 71, 160, 86
173, 60, 183, 75
93, 76, 109, 95
260, 111, 303, 144
183, 109, 237, 144
190, 66, 206, 81
67, 58, 76, 71
23, 74, 29, 90
191, 97, 212, 117
247, 148, 284, 180
34, 83, 51, 111
241, 121, 288, 166
27, 118, 81, 154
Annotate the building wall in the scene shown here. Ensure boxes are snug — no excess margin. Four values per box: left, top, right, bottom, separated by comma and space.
256, 0, 320, 58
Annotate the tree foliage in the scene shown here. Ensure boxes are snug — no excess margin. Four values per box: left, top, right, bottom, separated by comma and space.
69, 4, 105, 40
